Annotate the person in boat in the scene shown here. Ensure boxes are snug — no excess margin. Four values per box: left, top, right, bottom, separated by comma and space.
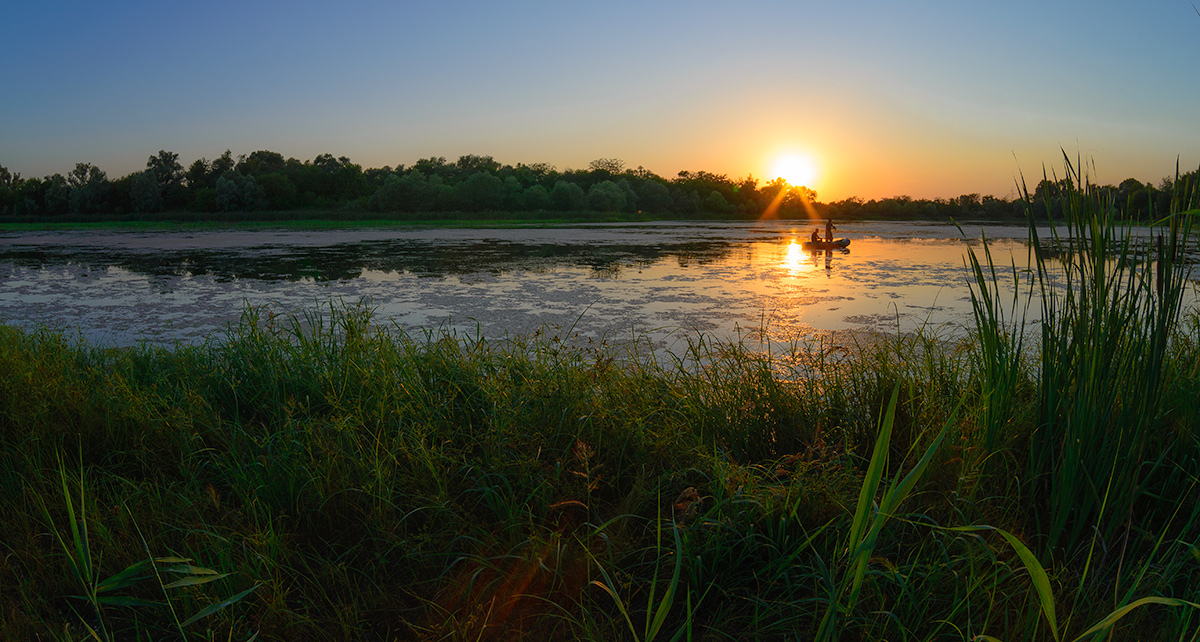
811, 228, 821, 243
825, 219, 836, 242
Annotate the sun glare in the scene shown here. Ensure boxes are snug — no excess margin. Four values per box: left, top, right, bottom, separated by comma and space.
770, 153, 818, 188
782, 240, 806, 274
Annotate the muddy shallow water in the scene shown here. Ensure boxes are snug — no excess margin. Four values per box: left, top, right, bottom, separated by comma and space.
0, 221, 1193, 348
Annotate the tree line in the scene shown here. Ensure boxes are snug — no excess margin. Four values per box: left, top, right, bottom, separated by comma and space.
0, 150, 1190, 221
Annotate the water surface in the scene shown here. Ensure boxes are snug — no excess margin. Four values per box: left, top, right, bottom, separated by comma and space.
0, 221, 1192, 347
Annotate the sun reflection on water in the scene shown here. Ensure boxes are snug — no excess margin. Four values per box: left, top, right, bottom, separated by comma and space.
781, 240, 810, 275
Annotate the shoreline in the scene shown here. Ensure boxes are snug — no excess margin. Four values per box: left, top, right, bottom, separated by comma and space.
0, 209, 1029, 233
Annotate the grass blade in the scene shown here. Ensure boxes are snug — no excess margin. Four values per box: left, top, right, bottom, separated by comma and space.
163, 573, 231, 589
179, 583, 261, 628
1070, 597, 1200, 641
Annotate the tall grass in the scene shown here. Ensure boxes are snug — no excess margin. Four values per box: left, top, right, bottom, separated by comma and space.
1, 164, 1198, 639
963, 154, 1200, 637
965, 155, 1198, 558
1027, 157, 1194, 558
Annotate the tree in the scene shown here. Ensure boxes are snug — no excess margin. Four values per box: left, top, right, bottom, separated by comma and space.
369, 172, 441, 212
130, 170, 163, 213
1117, 178, 1144, 203
185, 158, 212, 189
67, 163, 110, 213
456, 171, 505, 210
364, 166, 400, 191
214, 171, 267, 211
191, 188, 217, 212
792, 185, 817, 204
0, 164, 17, 215
514, 162, 557, 188
146, 150, 186, 209
334, 162, 369, 201
616, 179, 638, 212
629, 165, 659, 181
10, 176, 43, 216
638, 180, 672, 213
455, 154, 501, 176
411, 156, 453, 179
588, 158, 625, 175
671, 187, 702, 214
982, 195, 1017, 219
588, 180, 626, 211
1032, 178, 1071, 202
0, 164, 18, 189
257, 172, 297, 209
368, 174, 407, 212
550, 180, 587, 211
146, 150, 183, 188
501, 176, 525, 210
211, 150, 236, 178
523, 184, 551, 211
44, 174, 70, 214
237, 150, 286, 176
703, 190, 733, 213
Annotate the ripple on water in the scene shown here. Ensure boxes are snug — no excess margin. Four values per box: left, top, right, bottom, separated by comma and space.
1, 221, 1194, 349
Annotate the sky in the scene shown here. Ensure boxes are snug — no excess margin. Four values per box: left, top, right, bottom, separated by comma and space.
2, 0, 1199, 202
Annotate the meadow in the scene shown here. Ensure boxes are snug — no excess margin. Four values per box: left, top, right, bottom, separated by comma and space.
2, 162, 1199, 641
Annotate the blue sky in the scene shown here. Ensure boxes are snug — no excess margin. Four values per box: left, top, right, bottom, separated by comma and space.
3, 0, 1198, 201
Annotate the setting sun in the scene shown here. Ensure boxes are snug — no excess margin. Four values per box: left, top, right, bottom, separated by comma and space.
770, 153, 819, 189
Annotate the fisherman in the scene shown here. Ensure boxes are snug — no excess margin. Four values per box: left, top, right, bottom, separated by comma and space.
825, 219, 836, 242
811, 228, 821, 243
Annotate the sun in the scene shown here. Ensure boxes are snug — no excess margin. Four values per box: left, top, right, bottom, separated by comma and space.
770, 153, 819, 188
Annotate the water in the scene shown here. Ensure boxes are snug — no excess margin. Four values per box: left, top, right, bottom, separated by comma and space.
0, 221, 1193, 347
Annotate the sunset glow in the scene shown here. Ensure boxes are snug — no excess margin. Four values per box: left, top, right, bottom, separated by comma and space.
1, 3, 1197, 203
770, 153, 819, 190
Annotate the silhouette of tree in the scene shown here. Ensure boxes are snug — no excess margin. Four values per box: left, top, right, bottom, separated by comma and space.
588, 158, 624, 175
185, 158, 212, 189
411, 156, 453, 179
258, 172, 298, 209
67, 163, 109, 213
588, 180, 626, 211
637, 180, 672, 213
455, 154, 501, 176
523, 184, 551, 211
456, 171, 505, 210
44, 174, 70, 214
703, 190, 733, 213
210, 150, 236, 180
237, 150, 286, 176
130, 170, 163, 213
550, 180, 586, 211
215, 171, 267, 211
146, 150, 183, 187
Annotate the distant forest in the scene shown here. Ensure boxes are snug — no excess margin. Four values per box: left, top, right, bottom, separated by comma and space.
0, 150, 1190, 222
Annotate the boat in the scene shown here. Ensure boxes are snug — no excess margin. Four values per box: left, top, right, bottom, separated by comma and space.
801, 238, 851, 251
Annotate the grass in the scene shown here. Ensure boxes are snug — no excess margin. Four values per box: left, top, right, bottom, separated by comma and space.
1, 160, 1199, 640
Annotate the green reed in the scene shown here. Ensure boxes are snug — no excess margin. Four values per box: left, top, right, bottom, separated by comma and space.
962, 155, 1200, 638
1020, 155, 1193, 558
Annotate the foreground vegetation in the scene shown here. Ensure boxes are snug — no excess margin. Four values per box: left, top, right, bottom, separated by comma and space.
2, 162, 1199, 641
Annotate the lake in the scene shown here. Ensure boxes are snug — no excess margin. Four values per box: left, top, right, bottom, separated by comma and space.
0, 221, 1194, 348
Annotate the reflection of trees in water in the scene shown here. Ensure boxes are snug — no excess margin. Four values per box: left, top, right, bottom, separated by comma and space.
0, 239, 737, 282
